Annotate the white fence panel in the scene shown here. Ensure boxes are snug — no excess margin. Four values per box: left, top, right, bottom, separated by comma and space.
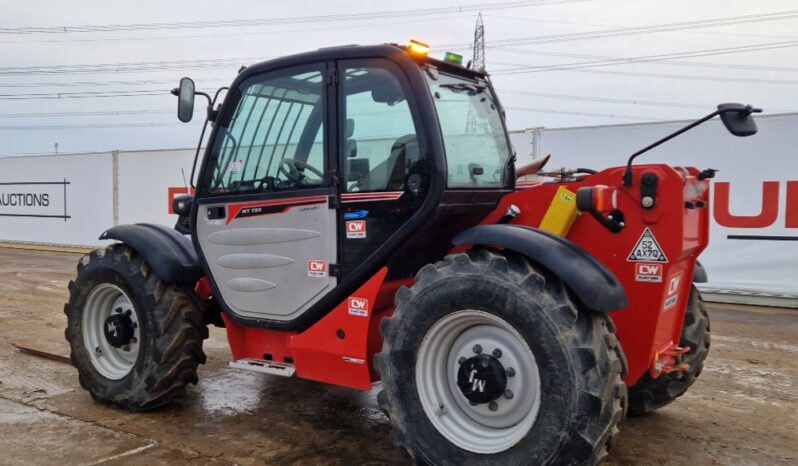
0, 153, 114, 247
116, 149, 196, 228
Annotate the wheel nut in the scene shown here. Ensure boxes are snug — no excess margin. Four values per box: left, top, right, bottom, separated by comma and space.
492, 348, 502, 358
469, 400, 478, 406
94, 346, 103, 355
504, 390, 514, 400
481, 360, 489, 368
472, 344, 482, 354
114, 307, 122, 314
506, 367, 516, 377
131, 337, 138, 343
458, 356, 466, 365
489, 402, 498, 411
124, 310, 132, 316
123, 345, 131, 352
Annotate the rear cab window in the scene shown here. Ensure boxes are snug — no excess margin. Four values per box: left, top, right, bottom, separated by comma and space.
426, 69, 512, 189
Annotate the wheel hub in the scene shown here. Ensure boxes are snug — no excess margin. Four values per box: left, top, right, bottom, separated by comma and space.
103, 310, 135, 348
456, 354, 507, 404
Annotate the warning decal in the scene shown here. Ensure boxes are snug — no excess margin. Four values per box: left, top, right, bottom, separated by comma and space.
627, 228, 668, 263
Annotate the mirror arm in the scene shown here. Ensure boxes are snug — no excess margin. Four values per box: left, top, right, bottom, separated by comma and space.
623, 110, 719, 186
187, 87, 230, 189
623, 105, 763, 186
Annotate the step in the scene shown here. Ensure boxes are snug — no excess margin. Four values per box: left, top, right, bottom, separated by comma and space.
229, 358, 296, 377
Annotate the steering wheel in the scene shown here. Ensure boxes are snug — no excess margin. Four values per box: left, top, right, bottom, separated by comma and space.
277, 158, 324, 186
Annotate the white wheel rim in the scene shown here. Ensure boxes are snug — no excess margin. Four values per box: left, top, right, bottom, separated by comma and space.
415, 310, 542, 454
81, 283, 140, 380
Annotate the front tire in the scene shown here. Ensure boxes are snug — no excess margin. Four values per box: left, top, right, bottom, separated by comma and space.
65, 244, 208, 411
627, 286, 710, 415
376, 250, 627, 465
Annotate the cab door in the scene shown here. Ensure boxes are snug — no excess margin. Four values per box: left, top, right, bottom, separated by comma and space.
194, 64, 338, 323
336, 59, 428, 278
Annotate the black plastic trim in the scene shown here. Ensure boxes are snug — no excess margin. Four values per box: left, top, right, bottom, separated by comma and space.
452, 224, 628, 312
693, 261, 708, 283
99, 223, 202, 284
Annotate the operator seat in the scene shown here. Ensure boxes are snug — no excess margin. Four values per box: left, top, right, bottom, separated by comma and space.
358, 134, 419, 191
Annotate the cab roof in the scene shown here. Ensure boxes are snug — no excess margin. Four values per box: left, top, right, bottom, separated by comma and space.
239, 43, 487, 82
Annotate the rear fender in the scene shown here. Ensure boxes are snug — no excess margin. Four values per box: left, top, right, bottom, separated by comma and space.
99, 223, 203, 284
453, 224, 628, 313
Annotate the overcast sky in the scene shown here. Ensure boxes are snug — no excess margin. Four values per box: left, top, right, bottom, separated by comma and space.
1, 0, 796, 156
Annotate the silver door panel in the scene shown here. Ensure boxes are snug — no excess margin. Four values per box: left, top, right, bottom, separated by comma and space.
197, 202, 337, 321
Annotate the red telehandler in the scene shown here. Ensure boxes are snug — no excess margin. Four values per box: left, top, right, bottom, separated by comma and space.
64, 41, 760, 465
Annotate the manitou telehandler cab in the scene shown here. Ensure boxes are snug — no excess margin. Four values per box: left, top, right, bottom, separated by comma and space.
65, 40, 760, 465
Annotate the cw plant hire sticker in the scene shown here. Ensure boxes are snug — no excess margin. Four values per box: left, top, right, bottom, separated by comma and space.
627, 227, 668, 263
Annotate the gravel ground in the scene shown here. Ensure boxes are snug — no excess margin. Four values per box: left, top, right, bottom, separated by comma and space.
0, 247, 795, 465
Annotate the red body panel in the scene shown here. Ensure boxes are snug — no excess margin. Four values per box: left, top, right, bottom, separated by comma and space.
216, 164, 710, 390
494, 165, 710, 384
221, 268, 391, 391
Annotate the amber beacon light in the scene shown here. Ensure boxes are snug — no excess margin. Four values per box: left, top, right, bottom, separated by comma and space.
407, 39, 430, 57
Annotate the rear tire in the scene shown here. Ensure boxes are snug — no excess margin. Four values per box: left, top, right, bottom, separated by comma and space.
64, 244, 208, 412
376, 250, 627, 465
627, 286, 710, 415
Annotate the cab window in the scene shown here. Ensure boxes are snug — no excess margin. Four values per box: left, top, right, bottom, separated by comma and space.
426, 71, 511, 188
342, 62, 421, 193
206, 67, 326, 195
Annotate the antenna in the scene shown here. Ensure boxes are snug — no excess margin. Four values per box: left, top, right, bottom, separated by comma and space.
181, 168, 189, 192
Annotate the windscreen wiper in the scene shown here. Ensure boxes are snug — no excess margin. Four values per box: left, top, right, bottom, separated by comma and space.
439, 83, 485, 95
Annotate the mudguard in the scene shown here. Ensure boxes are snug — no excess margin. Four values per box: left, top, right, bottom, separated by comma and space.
452, 224, 628, 312
99, 223, 202, 283
694, 261, 708, 283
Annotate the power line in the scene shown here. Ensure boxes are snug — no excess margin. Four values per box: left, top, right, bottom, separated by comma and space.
0, 78, 227, 88
0, 1, 575, 35
499, 65, 798, 85
503, 105, 663, 120
0, 122, 199, 130
495, 47, 798, 73
443, 9, 798, 50
498, 89, 793, 112
2, 11, 794, 78
0, 57, 263, 76
0, 13, 477, 46
500, 89, 713, 109
483, 13, 798, 41
0, 109, 175, 118
491, 40, 798, 75
0, 89, 168, 100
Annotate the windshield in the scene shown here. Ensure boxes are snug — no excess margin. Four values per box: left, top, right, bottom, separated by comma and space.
426, 69, 511, 188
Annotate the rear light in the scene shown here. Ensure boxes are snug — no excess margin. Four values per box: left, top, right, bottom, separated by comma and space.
576, 185, 617, 214
576, 185, 625, 233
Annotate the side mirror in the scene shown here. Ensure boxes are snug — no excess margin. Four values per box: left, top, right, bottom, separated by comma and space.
718, 103, 760, 137
175, 77, 195, 123
172, 194, 194, 217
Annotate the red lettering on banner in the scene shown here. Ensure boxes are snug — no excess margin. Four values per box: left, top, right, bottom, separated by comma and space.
714, 181, 779, 228
787, 181, 798, 228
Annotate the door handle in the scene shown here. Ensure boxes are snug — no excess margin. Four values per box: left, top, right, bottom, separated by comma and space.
207, 206, 226, 220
